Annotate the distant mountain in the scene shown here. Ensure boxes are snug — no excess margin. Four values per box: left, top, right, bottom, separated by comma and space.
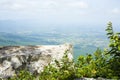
0, 20, 107, 33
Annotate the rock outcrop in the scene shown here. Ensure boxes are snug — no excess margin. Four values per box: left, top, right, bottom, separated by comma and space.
0, 44, 73, 78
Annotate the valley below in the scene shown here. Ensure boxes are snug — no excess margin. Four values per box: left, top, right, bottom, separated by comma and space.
0, 29, 108, 60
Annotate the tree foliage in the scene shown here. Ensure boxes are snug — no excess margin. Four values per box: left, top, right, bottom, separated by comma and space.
105, 21, 120, 78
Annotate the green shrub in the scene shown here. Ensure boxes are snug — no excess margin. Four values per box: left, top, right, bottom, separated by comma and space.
39, 50, 76, 80
105, 22, 120, 79
75, 48, 109, 78
8, 70, 36, 80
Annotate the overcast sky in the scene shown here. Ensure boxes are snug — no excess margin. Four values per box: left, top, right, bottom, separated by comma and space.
0, 0, 120, 29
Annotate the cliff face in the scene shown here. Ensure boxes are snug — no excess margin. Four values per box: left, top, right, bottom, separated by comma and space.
0, 44, 73, 78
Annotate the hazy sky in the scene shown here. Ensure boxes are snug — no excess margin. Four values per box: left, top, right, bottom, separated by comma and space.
0, 0, 120, 30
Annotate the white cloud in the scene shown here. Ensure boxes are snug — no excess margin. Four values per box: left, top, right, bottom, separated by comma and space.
6, 3, 24, 10
0, 0, 27, 11
0, 0, 58, 10
0, 0, 88, 11
43, 1, 58, 9
0, 0, 89, 20
67, 1, 88, 9
112, 8, 120, 14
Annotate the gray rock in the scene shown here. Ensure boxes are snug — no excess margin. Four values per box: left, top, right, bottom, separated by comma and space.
75, 77, 110, 80
75, 78, 96, 80
0, 43, 73, 78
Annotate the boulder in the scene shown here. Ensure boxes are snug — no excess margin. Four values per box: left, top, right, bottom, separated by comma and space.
0, 44, 73, 78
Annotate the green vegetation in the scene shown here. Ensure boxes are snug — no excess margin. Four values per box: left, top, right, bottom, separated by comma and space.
8, 70, 36, 80
7, 22, 120, 79
105, 22, 120, 78
39, 50, 75, 80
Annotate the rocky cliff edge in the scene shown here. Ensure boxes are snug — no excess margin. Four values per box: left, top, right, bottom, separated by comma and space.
0, 43, 73, 78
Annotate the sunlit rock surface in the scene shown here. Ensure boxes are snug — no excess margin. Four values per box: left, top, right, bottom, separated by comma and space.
0, 44, 73, 78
